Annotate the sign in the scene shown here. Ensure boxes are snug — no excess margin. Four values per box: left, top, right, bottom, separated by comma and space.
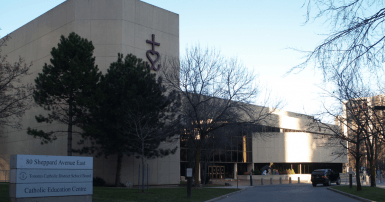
186, 168, 192, 177
11, 169, 93, 183
12, 182, 92, 198
146, 34, 161, 71
10, 154, 93, 200
11, 154, 93, 169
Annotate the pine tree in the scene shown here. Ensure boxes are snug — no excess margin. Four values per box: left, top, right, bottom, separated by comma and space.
75, 53, 181, 188
27, 32, 101, 156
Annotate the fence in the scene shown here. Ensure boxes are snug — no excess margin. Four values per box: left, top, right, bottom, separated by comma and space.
0, 170, 10, 182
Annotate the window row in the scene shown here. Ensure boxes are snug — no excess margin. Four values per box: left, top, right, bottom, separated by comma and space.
180, 148, 252, 163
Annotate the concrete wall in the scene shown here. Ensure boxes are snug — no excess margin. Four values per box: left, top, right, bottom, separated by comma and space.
0, 0, 179, 185
252, 132, 347, 163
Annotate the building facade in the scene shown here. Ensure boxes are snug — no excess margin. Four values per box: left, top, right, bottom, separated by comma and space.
0, 0, 180, 185
0, 0, 347, 185
341, 95, 385, 173
180, 109, 347, 181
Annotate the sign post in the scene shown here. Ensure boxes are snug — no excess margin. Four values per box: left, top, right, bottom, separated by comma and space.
186, 168, 192, 198
9, 154, 93, 202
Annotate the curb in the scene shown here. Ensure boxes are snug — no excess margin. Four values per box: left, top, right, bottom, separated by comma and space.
204, 186, 252, 202
327, 187, 376, 202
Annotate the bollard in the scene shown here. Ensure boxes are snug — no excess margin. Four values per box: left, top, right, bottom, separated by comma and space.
237, 173, 238, 189
270, 178, 273, 185
298, 177, 300, 184
349, 174, 352, 188
250, 172, 253, 186
289, 177, 292, 184
279, 177, 282, 184
261, 178, 264, 185
187, 177, 192, 198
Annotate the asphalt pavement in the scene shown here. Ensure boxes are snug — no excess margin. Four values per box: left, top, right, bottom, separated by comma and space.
215, 183, 360, 202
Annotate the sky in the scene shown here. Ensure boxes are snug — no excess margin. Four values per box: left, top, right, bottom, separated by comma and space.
0, 0, 334, 122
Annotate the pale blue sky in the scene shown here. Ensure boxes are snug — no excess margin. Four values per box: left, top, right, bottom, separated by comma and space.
0, 0, 333, 121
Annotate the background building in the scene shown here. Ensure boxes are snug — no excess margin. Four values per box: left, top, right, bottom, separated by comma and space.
341, 95, 385, 173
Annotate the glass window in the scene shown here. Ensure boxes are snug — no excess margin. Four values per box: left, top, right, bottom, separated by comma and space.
232, 151, 238, 162
181, 149, 187, 162
214, 151, 220, 162
220, 151, 225, 162
226, 150, 232, 162
247, 152, 252, 162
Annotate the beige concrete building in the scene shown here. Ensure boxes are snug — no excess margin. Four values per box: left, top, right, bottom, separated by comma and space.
180, 108, 347, 180
0, 0, 347, 185
0, 0, 180, 185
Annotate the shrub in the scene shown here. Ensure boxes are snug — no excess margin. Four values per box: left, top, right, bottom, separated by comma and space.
93, 177, 106, 187
253, 169, 262, 175
285, 169, 295, 174
205, 175, 211, 184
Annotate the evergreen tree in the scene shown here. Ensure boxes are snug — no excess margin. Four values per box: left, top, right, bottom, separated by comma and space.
75, 53, 181, 188
27, 32, 101, 156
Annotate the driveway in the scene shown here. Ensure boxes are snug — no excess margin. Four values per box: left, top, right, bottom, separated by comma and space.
217, 184, 360, 202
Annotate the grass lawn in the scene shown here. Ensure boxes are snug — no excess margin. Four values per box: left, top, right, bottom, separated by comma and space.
0, 183, 8, 202
331, 186, 385, 202
0, 182, 238, 202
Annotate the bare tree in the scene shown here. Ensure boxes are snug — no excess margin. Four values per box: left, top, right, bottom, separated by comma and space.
0, 34, 34, 130
162, 46, 283, 186
117, 89, 182, 192
290, 0, 385, 81
309, 70, 385, 190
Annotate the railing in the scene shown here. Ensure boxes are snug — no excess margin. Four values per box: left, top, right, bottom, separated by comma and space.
0, 170, 10, 182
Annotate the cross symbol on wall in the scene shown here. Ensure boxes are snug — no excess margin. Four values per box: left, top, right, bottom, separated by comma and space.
146, 34, 160, 51
145, 34, 161, 71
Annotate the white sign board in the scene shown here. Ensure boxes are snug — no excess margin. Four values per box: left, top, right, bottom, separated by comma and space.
11, 169, 93, 183
186, 168, 192, 177
10, 154, 93, 199
14, 182, 92, 198
11, 154, 93, 169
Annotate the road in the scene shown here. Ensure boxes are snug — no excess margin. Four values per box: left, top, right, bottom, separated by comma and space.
217, 184, 360, 202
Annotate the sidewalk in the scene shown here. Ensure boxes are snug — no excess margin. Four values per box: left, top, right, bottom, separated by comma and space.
209, 179, 385, 189
209, 179, 311, 189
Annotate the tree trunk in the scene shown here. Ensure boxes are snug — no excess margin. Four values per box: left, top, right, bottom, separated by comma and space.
194, 146, 200, 187
369, 156, 376, 187
142, 141, 145, 193
355, 138, 362, 191
201, 162, 207, 185
115, 152, 123, 187
67, 102, 73, 156
355, 156, 362, 191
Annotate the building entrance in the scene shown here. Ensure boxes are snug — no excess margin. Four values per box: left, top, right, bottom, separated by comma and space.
208, 166, 225, 179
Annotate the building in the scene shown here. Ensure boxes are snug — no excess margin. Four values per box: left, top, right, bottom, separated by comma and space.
0, 0, 180, 185
180, 107, 347, 180
341, 95, 385, 173
0, 0, 347, 185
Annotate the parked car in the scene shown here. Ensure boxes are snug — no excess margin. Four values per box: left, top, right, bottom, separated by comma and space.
311, 169, 341, 187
